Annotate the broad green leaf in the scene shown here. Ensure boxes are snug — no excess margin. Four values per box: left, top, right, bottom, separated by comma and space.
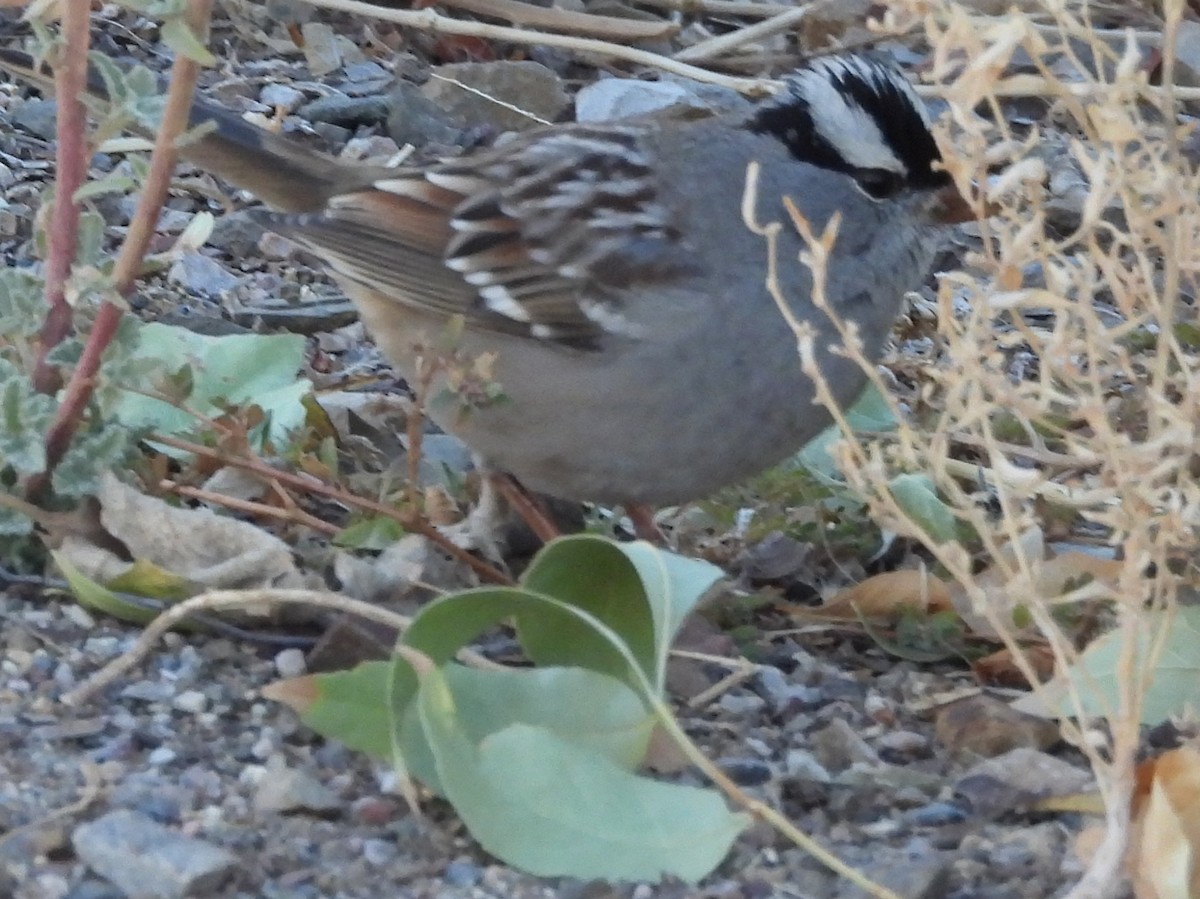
397, 664, 653, 796
603, 539, 722, 688
285, 661, 654, 779
418, 666, 746, 881
1013, 606, 1200, 724
518, 535, 660, 682
0, 269, 45, 338
796, 383, 897, 483
518, 536, 721, 689
888, 473, 957, 545
110, 322, 310, 450
271, 661, 393, 758
389, 586, 654, 735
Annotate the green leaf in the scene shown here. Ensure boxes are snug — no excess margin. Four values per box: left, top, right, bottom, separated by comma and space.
0, 269, 46, 339
159, 18, 216, 65
52, 425, 135, 498
276, 661, 394, 758
0, 502, 35, 537
796, 383, 897, 482
519, 536, 721, 690
418, 665, 746, 882
397, 663, 654, 796
334, 516, 407, 550
52, 553, 161, 625
0, 361, 54, 474
109, 321, 310, 450
1013, 606, 1200, 725
74, 173, 137, 204
389, 585, 654, 731
888, 473, 957, 545
517, 536, 660, 683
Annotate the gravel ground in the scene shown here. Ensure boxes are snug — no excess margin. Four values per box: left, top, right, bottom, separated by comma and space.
0, 1, 1159, 896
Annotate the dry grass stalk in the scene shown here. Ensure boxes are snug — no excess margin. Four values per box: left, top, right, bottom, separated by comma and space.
752, 2, 1200, 895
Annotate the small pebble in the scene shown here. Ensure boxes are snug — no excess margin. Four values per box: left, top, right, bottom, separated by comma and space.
146, 747, 177, 766
361, 838, 397, 866
443, 860, 482, 888
717, 757, 773, 786
274, 649, 307, 678
173, 690, 208, 714
904, 802, 969, 827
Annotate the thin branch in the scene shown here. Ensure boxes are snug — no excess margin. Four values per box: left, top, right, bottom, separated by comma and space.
286, 0, 773, 95
32, 0, 91, 393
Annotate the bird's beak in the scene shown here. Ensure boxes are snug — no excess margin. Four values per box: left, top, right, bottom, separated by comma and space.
931, 182, 978, 225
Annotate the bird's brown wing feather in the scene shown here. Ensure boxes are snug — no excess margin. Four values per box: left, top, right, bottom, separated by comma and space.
267, 127, 694, 348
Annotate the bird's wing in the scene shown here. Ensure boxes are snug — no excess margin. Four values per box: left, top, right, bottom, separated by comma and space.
266, 125, 695, 349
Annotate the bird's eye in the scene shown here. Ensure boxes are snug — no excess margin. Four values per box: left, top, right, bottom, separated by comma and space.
855, 168, 904, 199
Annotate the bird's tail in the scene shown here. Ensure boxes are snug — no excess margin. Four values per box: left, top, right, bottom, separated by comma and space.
0, 47, 363, 212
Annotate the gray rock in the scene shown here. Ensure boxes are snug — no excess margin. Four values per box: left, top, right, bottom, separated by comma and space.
838, 841, 950, 899
784, 748, 831, 783
954, 747, 1092, 817
168, 252, 239, 297
298, 94, 391, 129
64, 879, 127, 899
809, 718, 882, 771
443, 860, 482, 887
423, 61, 569, 132
259, 83, 306, 113
717, 756, 773, 786
387, 81, 469, 150
12, 99, 58, 141
72, 810, 236, 899
206, 210, 266, 258
253, 764, 341, 814
576, 78, 711, 123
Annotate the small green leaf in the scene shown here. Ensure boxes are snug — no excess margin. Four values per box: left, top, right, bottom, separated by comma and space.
334, 516, 407, 550
73, 174, 137, 204
52, 553, 161, 625
796, 383, 897, 482
0, 269, 46, 338
0, 364, 54, 474
159, 18, 216, 65
275, 661, 394, 758
888, 473, 957, 545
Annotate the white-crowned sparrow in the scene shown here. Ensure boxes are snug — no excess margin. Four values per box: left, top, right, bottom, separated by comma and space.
1, 51, 970, 506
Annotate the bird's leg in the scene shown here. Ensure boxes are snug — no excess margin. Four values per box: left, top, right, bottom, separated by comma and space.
489, 472, 561, 544
625, 503, 666, 544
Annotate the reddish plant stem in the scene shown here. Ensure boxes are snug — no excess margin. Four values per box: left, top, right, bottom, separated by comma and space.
34, 0, 215, 497
113, 0, 213, 292
32, 0, 91, 394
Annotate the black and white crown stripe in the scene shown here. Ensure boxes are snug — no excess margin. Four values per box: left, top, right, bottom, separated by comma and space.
750, 55, 948, 195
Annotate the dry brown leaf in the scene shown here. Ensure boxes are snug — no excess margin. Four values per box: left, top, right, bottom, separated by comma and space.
815, 568, 954, 619
1130, 746, 1200, 899
972, 644, 1056, 687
